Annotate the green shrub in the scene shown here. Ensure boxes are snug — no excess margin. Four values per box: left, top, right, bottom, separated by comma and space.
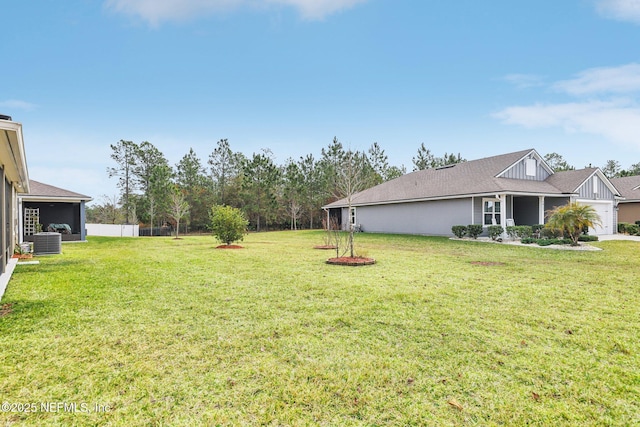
636, 220, 640, 226
532, 224, 544, 237
541, 226, 562, 239
210, 205, 249, 245
627, 224, 640, 236
578, 235, 599, 242
467, 224, 483, 239
536, 238, 572, 246
488, 225, 504, 240
618, 222, 629, 233
506, 225, 533, 239
451, 225, 467, 238
521, 237, 537, 244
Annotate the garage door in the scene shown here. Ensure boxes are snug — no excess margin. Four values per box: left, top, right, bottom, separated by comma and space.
577, 200, 613, 236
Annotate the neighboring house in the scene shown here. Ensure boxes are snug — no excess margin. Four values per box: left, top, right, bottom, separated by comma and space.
610, 176, 640, 224
324, 149, 620, 236
18, 180, 93, 242
0, 115, 30, 296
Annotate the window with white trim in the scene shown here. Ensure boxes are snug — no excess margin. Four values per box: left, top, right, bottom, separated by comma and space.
483, 198, 501, 226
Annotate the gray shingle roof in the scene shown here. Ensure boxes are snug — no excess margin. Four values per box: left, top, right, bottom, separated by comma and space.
545, 168, 598, 193
25, 180, 92, 200
324, 149, 607, 208
611, 176, 640, 201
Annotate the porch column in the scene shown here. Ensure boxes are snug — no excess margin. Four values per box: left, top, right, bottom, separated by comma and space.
80, 201, 87, 241
499, 194, 507, 231
538, 196, 545, 224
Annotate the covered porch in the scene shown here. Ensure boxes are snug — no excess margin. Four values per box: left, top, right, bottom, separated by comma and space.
474, 194, 571, 230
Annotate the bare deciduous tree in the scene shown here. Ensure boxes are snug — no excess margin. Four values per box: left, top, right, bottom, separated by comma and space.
168, 190, 190, 239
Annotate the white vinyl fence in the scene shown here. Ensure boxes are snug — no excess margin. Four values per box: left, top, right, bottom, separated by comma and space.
86, 224, 139, 237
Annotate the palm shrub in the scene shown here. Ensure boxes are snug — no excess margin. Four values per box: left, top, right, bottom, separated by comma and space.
210, 205, 249, 245
545, 202, 601, 246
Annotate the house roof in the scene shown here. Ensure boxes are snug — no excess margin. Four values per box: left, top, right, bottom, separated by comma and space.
21, 180, 92, 201
610, 176, 640, 202
324, 149, 617, 209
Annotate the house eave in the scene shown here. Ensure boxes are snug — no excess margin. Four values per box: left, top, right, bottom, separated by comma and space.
323, 190, 572, 209
18, 195, 93, 203
0, 121, 30, 193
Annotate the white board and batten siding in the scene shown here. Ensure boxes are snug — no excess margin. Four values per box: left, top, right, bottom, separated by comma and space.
575, 174, 617, 236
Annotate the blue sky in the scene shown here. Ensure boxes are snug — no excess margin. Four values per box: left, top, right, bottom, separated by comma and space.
3, 0, 640, 202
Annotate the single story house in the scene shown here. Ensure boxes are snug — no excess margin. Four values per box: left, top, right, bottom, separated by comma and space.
0, 115, 30, 294
610, 176, 640, 224
324, 148, 621, 236
18, 180, 93, 242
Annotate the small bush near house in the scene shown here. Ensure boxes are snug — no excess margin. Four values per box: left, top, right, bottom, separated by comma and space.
627, 224, 640, 236
506, 225, 533, 239
487, 225, 504, 240
532, 224, 544, 238
451, 225, 467, 238
210, 205, 249, 245
521, 237, 537, 244
578, 235, 599, 242
618, 223, 629, 234
541, 226, 562, 239
467, 224, 483, 239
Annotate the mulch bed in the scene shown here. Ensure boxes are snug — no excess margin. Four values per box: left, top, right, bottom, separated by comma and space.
216, 245, 244, 249
326, 257, 376, 266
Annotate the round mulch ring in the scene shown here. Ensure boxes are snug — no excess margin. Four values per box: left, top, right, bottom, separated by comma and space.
216, 245, 244, 249
314, 245, 337, 250
326, 257, 376, 266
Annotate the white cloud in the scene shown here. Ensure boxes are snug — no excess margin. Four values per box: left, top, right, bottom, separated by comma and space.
496, 64, 640, 151
0, 99, 37, 111
267, 0, 367, 20
503, 74, 545, 89
553, 63, 640, 95
596, 0, 640, 24
494, 99, 640, 149
104, 0, 367, 25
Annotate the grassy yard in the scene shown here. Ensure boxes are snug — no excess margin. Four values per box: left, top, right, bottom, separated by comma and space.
0, 231, 638, 426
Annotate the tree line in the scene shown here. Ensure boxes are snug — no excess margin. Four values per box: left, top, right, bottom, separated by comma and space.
87, 142, 638, 232
89, 138, 455, 232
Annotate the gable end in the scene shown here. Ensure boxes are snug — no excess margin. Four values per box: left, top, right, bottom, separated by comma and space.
498, 150, 553, 181
576, 171, 617, 200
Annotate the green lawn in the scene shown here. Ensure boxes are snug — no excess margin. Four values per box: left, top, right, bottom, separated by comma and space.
0, 232, 638, 426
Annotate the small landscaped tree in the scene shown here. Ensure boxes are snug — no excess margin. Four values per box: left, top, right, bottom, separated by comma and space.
168, 189, 190, 239
545, 202, 601, 246
210, 205, 249, 246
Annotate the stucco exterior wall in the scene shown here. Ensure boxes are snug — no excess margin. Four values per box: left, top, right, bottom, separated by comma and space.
350, 198, 473, 236
618, 203, 640, 224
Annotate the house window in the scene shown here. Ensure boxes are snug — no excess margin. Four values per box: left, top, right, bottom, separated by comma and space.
349, 207, 356, 228
483, 199, 501, 226
525, 158, 537, 177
